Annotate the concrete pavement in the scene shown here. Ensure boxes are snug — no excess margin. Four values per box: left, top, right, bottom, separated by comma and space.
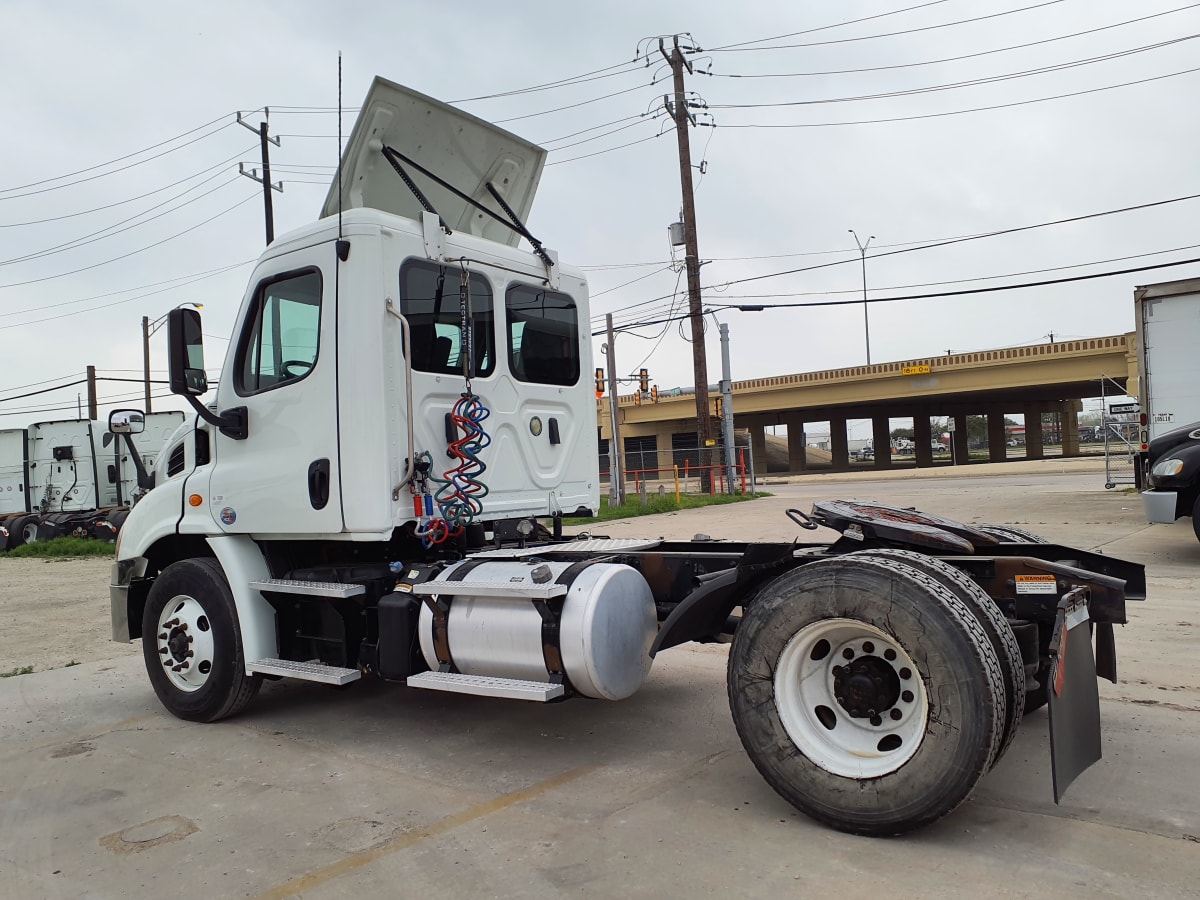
2, 467, 1198, 899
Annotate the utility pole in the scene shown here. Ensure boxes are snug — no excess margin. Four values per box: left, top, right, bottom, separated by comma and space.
605, 314, 625, 505
849, 229, 874, 365
86, 365, 97, 420
661, 36, 714, 487
141, 315, 153, 412
238, 110, 283, 245
718, 321, 737, 494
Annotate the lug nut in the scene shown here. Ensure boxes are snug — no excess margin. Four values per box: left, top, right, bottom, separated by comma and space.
890, 709, 902, 720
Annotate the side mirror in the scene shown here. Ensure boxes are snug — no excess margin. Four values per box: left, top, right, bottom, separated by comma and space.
109, 409, 146, 435
168, 307, 208, 395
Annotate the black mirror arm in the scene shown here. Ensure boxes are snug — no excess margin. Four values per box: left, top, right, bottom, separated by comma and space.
119, 434, 155, 491
181, 394, 248, 441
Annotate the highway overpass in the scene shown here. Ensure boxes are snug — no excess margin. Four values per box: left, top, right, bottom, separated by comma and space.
599, 333, 1137, 475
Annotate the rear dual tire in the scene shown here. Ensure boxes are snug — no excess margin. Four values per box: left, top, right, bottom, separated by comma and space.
728, 554, 1006, 836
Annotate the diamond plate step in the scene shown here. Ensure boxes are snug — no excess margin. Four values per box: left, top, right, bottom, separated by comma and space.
408, 580, 567, 599
248, 658, 361, 685
250, 578, 365, 598
406, 670, 564, 701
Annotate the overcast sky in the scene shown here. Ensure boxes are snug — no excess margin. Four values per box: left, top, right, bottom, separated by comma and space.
2, 0, 1196, 430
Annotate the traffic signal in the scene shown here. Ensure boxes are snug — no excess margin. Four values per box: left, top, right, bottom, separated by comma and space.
639, 368, 649, 392
650, 385, 659, 403
595, 367, 605, 397
714, 396, 724, 419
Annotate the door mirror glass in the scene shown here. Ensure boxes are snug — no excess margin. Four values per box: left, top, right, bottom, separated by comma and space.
109, 409, 146, 435
168, 307, 208, 395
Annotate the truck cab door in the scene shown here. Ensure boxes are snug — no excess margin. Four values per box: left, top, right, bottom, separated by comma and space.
205, 256, 342, 534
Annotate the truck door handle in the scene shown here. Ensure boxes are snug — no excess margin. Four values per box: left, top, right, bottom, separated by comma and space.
308, 458, 330, 510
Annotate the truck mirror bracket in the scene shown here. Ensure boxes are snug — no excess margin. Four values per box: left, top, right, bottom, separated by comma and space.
181, 394, 249, 440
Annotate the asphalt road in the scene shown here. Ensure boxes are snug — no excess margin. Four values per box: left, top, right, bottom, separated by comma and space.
2, 463, 1198, 899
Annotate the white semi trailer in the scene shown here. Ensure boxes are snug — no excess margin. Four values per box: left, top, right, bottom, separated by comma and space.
0, 412, 182, 548
108, 78, 1144, 835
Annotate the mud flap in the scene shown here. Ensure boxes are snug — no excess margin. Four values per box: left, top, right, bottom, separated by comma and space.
1047, 589, 1101, 803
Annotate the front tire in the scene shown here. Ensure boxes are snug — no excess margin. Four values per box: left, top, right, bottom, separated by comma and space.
142, 558, 261, 722
728, 556, 1004, 836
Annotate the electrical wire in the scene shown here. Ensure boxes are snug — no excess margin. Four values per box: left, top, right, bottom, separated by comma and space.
706, 34, 1200, 110
705, 0, 957, 52
546, 131, 668, 166
0, 194, 258, 294
0, 112, 235, 195
0, 260, 252, 320
492, 80, 662, 125
707, 4, 1200, 80
0, 118, 238, 200
718, 63, 1200, 128
0, 173, 243, 267
708, 0, 1067, 54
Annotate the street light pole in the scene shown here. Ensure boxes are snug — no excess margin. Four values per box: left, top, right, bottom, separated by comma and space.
849, 229, 875, 365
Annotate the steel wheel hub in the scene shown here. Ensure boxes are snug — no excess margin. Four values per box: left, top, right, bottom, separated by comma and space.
155, 595, 215, 693
774, 618, 929, 778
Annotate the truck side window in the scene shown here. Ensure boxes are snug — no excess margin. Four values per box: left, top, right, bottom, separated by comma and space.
236, 269, 322, 396
506, 284, 580, 386
399, 261, 495, 377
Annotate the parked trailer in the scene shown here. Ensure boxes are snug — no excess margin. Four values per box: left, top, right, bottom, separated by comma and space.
108, 78, 1143, 835
1135, 277, 1200, 540
0, 412, 182, 550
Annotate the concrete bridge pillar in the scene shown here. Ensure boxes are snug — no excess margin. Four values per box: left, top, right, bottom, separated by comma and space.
952, 413, 969, 464
830, 416, 850, 471
913, 414, 934, 467
1060, 400, 1082, 457
1024, 403, 1045, 459
987, 410, 1008, 463
872, 416, 893, 469
784, 414, 807, 472
749, 423, 768, 476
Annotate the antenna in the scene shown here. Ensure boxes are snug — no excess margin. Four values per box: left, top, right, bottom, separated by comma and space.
335, 52, 349, 261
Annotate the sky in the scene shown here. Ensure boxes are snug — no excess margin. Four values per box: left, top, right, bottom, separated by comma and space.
2, 0, 1196, 430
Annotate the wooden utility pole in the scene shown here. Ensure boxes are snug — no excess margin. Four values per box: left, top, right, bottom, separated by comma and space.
605, 314, 625, 505
86, 365, 97, 420
237, 110, 283, 245
660, 37, 714, 485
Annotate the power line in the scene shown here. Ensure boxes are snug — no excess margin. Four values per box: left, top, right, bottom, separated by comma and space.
706, 0, 957, 52
707, 4, 1200, 80
0, 112, 236, 195
0, 173, 242, 267
708, 0, 1068, 54
718, 63, 1200, 128
707, 255, 1200, 312
591, 189, 1200, 320
706, 34, 1200, 110
0, 193, 258, 294
546, 131, 668, 167
0, 118, 238, 200
0, 260, 252, 320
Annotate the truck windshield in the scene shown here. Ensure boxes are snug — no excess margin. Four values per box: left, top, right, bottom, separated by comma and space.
399, 261, 495, 377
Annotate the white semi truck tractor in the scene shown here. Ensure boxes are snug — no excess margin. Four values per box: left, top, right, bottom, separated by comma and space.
108, 78, 1144, 836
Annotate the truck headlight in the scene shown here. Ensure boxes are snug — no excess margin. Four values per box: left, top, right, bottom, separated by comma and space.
1151, 457, 1184, 477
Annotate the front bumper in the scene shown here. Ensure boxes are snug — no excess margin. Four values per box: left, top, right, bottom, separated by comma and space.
1142, 489, 1179, 524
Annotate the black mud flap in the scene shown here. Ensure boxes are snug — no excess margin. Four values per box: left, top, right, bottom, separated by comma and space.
1047, 589, 1102, 803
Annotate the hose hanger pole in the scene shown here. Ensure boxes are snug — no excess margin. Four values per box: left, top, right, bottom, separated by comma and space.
458, 260, 475, 390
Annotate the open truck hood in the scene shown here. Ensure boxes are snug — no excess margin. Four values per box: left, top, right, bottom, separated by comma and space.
321, 77, 546, 248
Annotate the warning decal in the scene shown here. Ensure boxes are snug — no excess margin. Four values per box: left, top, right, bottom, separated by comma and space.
1015, 574, 1058, 595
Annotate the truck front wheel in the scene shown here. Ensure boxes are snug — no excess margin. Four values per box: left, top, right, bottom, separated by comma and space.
727, 556, 1004, 836
142, 558, 261, 722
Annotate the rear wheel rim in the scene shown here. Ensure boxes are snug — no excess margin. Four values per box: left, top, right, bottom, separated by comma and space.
155, 595, 216, 693
774, 618, 929, 778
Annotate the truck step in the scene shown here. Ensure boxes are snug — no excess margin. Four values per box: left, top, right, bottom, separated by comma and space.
406, 670, 565, 701
408, 580, 567, 599
250, 578, 366, 599
469, 537, 661, 558
247, 658, 361, 685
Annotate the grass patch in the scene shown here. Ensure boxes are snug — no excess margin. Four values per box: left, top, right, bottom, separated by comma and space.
1, 665, 34, 678
5, 537, 115, 559
563, 491, 768, 525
